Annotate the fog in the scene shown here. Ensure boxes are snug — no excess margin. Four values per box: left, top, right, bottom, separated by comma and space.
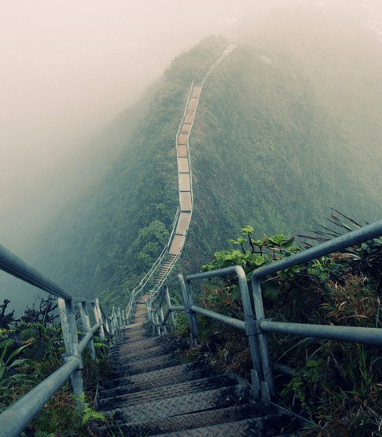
1, 0, 274, 256
1, 0, 382, 313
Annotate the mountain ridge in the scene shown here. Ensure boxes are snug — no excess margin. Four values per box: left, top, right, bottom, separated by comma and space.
9, 14, 382, 312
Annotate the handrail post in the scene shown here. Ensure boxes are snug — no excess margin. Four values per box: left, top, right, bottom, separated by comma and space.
111, 307, 119, 341
57, 298, 84, 410
104, 316, 110, 336
251, 276, 275, 398
116, 308, 122, 328
184, 276, 199, 344
165, 285, 176, 331
160, 302, 167, 334
78, 301, 96, 361
155, 313, 161, 335
151, 310, 156, 334
94, 299, 105, 342
230, 266, 264, 400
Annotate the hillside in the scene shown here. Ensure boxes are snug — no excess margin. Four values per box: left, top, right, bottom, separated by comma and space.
12, 11, 382, 312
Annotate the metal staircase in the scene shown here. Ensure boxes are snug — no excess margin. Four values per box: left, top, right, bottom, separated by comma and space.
96, 296, 304, 436
125, 42, 238, 323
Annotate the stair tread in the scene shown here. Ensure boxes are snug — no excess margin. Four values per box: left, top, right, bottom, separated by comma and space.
99, 375, 237, 409
114, 353, 180, 377
103, 360, 209, 390
151, 414, 299, 437
104, 403, 277, 436
99, 364, 213, 397
104, 384, 251, 422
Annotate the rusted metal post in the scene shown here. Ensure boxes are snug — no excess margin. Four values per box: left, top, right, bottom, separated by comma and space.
57, 298, 84, 410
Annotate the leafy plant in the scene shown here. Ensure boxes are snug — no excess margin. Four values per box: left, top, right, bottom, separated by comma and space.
0, 340, 35, 411
73, 392, 106, 425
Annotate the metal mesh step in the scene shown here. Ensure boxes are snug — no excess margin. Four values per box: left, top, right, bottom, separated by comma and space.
110, 336, 163, 356
104, 403, 275, 436
114, 353, 180, 377
151, 414, 299, 437
106, 385, 251, 423
99, 375, 236, 409
99, 364, 213, 398
103, 360, 208, 390
115, 346, 179, 364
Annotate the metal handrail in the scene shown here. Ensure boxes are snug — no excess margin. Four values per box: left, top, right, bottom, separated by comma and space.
127, 43, 239, 315
148, 220, 382, 400
0, 244, 114, 437
250, 217, 382, 397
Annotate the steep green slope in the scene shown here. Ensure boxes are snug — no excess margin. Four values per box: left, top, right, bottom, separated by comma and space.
17, 13, 382, 311
184, 31, 382, 270
25, 37, 225, 309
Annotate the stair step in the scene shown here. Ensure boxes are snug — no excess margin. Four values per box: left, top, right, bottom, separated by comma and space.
99, 375, 236, 409
99, 363, 213, 398
105, 403, 273, 436
103, 360, 208, 390
115, 353, 180, 377
110, 336, 164, 355
151, 414, 299, 437
115, 342, 184, 362
105, 384, 252, 422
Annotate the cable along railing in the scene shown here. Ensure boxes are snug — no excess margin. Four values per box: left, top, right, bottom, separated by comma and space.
147, 218, 382, 401
0, 244, 120, 437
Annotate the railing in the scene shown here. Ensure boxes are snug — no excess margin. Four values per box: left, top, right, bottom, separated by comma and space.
0, 244, 119, 437
126, 43, 238, 317
147, 219, 382, 401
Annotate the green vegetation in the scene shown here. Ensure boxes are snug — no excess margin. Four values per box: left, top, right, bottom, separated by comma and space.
176, 217, 382, 436
10, 11, 382, 322
0, 300, 110, 436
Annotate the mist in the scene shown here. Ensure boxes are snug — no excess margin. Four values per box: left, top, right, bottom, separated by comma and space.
1, 0, 382, 314
1, 0, 273, 255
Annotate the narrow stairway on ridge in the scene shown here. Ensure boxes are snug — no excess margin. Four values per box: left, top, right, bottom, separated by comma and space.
95, 296, 304, 436
125, 42, 239, 319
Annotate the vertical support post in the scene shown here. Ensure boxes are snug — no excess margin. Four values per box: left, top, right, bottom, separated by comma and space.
251, 275, 275, 397
151, 310, 156, 334
104, 317, 110, 336
57, 298, 84, 410
78, 301, 96, 361
155, 313, 161, 335
111, 308, 119, 341
116, 308, 122, 328
183, 276, 199, 344
160, 306, 167, 334
109, 311, 115, 339
165, 285, 176, 331
94, 299, 105, 342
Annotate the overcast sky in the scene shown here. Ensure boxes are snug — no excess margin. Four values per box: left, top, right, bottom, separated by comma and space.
1, 0, 381, 249
1, 0, 276, 255
2, 0, 379, 255
1, 0, 382, 312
